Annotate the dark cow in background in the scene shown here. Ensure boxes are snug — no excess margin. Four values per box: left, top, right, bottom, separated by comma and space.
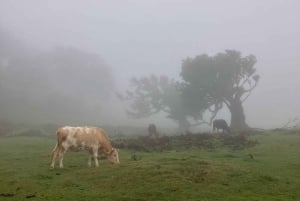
148, 123, 158, 138
213, 119, 230, 133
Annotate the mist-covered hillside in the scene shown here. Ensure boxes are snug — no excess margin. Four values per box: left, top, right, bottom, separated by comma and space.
0, 29, 115, 124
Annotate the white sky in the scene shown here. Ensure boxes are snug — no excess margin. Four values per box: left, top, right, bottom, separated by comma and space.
0, 0, 299, 129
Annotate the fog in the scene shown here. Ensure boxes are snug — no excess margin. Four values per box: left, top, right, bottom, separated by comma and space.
0, 0, 299, 129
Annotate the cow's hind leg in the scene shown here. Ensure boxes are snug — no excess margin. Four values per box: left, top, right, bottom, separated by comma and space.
50, 144, 59, 168
58, 147, 66, 168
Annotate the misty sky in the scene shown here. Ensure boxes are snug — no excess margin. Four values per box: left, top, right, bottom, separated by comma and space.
0, 0, 299, 129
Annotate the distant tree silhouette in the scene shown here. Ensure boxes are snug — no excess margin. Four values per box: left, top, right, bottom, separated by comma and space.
121, 50, 260, 131
118, 75, 192, 131
0, 32, 114, 124
181, 50, 260, 130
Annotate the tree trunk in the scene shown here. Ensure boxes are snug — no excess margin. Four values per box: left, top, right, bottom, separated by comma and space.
229, 99, 249, 130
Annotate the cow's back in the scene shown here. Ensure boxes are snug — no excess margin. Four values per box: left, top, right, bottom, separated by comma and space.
74, 127, 99, 146
56, 126, 111, 148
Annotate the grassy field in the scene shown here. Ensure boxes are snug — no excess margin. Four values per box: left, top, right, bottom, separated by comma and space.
0, 131, 299, 201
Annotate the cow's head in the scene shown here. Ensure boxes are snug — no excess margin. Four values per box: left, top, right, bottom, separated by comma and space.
106, 148, 120, 164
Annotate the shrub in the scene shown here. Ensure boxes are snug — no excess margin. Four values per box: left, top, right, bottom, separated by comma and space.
112, 132, 258, 152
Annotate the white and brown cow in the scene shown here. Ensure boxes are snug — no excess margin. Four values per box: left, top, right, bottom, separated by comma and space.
50, 126, 120, 168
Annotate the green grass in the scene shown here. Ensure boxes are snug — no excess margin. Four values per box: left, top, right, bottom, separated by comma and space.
0, 131, 299, 201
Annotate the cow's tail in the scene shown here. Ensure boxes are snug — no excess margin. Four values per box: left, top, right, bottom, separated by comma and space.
51, 143, 58, 152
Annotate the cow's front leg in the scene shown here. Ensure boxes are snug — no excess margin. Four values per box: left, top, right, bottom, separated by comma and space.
92, 147, 99, 167
88, 154, 92, 167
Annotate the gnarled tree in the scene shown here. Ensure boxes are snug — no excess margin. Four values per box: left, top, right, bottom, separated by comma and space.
180, 50, 260, 130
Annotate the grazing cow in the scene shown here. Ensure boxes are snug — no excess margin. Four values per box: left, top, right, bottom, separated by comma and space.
148, 123, 158, 138
213, 119, 230, 133
50, 126, 120, 169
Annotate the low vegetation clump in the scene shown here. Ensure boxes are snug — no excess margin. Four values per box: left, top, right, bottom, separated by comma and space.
112, 131, 258, 152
